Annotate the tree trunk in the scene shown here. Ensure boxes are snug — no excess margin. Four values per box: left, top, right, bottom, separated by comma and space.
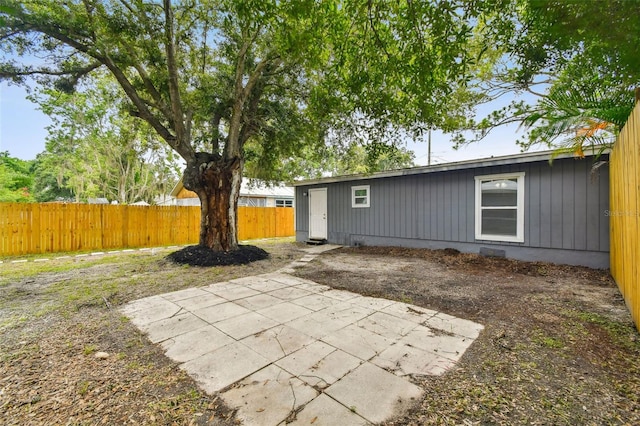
183, 153, 243, 251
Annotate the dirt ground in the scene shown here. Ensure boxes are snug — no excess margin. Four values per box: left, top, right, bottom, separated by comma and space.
294, 246, 640, 425
2, 241, 639, 425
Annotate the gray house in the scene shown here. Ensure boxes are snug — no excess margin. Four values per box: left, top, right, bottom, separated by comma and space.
294, 150, 610, 268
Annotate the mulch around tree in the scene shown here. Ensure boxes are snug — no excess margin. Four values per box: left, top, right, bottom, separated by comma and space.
166, 244, 269, 266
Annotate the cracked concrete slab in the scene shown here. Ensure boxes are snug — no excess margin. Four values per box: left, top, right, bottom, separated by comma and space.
288, 393, 371, 425
221, 365, 318, 426
240, 325, 315, 362
122, 263, 483, 425
324, 362, 423, 424
173, 293, 227, 310
141, 312, 208, 343
180, 341, 270, 393
161, 325, 235, 363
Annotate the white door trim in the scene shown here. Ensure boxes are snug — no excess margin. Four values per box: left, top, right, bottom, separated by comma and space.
308, 188, 328, 240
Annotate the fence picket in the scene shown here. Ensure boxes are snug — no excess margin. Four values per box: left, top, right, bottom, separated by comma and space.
611, 101, 640, 331
0, 204, 294, 256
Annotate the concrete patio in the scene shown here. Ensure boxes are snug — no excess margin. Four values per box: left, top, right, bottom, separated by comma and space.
121, 248, 484, 425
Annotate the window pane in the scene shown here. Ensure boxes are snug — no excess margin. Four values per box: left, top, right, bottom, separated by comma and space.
481, 179, 517, 207
482, 208, 517, 236
355, 197, 367, 205
355, 189, 367, 197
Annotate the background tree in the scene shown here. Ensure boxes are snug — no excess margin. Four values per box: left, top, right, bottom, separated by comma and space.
0, 151, 34, 202
30, 75, 180, 203
1, 0, 503, 252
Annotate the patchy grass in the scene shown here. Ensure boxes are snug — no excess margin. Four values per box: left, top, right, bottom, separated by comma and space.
0, 238, 299, 425
4, 240, 638, 425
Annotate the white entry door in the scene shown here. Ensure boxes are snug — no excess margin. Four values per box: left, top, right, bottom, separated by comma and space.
308, 188, 327, 240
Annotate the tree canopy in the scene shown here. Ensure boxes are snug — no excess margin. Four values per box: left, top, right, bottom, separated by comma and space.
0, 151, 34, 202
1, 0, 502, 251
30, 73, 180, 203
457, 0, 640, 154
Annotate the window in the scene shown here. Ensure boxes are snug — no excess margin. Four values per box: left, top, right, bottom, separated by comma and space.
276, 199, 293, 207
351, 185, 370, 208
474, 172, 524, 243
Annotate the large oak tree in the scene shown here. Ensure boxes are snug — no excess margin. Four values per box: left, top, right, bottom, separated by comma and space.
1, 0, 500, 251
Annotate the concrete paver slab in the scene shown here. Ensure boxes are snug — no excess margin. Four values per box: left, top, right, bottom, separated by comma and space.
221, 365, 318, 426
424, 312, 484, 339
291, 282, 331, 293
161, 325, 235, 363
192, 301, 251, 324
142, 312, 209, 343
297, 348, 362, 389
323, 303, 373, 323
240, 325, 315, 362
325, 362, 423, 424
323, 289, 360, 301
349, 295, 396, 311
207, 284, 261, 301
244, 279, 289, 293
174, 293, 227, 311
321, 324, 395, 361
357, 311, 419, 339
286, 311, 351, 339
201, 281, 235, 292
161, 287, 211, 302
290, 294, 338, 312
371, 341, 454, 377
299, 244, 342, 254
288, 394, 371, 426
257, 301, 313, 324
234, 293, 284, 311
122, 256, 484, 425
267, 286, 313, 301
124, 296, 182, 326
400, 327, 476, 362
380, 302, 438, 324
275, 341, 336, 376
214, 311, 279, 340
180, 341, 270, 393
260, 273, 312, 286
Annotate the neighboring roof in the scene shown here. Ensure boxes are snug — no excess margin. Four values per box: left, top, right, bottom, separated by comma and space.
170, 177, 294, 198
293, 149, 608, 186
87, 197, 109, 204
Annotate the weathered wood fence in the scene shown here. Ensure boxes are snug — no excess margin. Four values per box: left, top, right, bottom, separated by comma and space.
610, 100, 640, 331
0, 204, 294, 256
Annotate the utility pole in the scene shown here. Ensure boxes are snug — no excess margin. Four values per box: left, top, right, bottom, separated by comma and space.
427, 128, 432, 166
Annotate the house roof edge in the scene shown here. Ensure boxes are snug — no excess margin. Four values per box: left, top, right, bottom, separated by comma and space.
293, 148, 610, 186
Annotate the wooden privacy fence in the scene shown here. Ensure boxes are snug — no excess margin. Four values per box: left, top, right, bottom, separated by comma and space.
610, 100, 640, 331
0, 204, 294, 257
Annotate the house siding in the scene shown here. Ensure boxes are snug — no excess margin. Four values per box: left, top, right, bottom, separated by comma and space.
295, 157, 610, 268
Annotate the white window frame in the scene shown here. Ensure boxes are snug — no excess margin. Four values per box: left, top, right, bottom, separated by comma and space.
351, 185, 370, 208
474, 172, 525, 243
275, 198, 294, 208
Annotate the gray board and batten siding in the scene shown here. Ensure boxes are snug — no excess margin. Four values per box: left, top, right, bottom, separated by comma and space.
294, 151, 610, 268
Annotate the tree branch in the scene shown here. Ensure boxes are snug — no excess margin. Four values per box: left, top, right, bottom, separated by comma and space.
163, 0, 190, 151
0, 62, 101, 79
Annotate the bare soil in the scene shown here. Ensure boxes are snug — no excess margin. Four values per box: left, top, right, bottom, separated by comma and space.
2, 241, 639, 425
294, 246, 640, 425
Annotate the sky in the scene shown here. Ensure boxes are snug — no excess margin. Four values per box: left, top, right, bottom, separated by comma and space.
0, 81, 544, 167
